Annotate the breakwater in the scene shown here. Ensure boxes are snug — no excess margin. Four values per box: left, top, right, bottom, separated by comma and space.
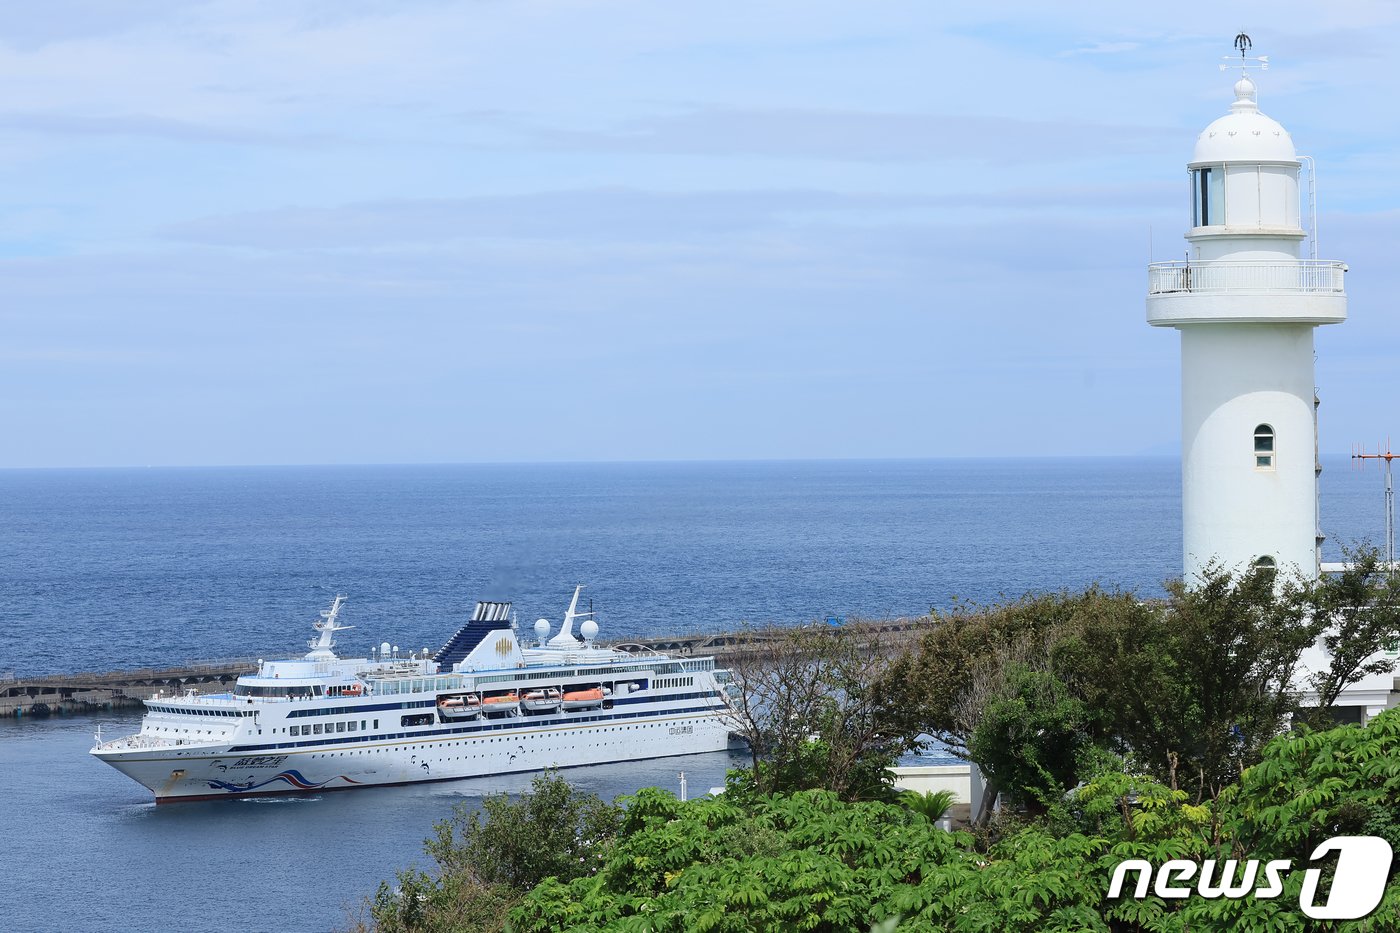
2, 616, 932, 717
0, 658, 260, 717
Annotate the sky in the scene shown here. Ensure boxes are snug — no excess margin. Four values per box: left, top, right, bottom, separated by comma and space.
3, 0, 1399, 467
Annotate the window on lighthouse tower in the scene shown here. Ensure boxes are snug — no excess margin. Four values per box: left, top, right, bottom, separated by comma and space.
1191, 167, 1225, 227
1254, 424, 1275, 470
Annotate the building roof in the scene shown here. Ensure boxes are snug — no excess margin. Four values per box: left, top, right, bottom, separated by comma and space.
1191, 75, 1297, 165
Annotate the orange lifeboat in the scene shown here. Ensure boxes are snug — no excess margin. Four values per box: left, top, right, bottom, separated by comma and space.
480, 691, 520, 716
521, 687, 562, 714
437, 693, 482, 719
561, 687, 606, 711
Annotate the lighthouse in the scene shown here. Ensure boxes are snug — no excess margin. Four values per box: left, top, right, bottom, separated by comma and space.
1147, 45, 1347, 582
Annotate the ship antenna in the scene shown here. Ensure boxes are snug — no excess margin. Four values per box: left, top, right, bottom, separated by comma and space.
548, 584, 586, 646
306, 594, 353, 660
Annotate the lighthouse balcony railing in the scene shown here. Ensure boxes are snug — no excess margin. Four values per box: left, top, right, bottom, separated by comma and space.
1147, 260, 1346, 296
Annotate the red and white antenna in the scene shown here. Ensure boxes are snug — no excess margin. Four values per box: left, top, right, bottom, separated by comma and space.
1352, 439, 1396, 564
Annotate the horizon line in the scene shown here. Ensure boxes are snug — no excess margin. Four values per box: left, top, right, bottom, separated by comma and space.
0, 452, 1254, 472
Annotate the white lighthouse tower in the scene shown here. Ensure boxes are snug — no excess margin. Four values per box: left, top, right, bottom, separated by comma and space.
1147, 42, 1347, 582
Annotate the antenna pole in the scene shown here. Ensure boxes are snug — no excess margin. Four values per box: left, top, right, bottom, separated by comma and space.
1352, 442, 1397, 566
1388, 460, 1395, 565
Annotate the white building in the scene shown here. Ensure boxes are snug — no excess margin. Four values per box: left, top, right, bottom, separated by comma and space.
1146, 69, 1346, 582
1146, 61, 1400, 721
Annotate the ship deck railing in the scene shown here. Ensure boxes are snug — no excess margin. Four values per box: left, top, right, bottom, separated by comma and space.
94, 734, 182, 751
151, 692, 243, 705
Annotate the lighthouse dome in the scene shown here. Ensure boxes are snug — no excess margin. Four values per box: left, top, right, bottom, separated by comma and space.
1191, 75, 1296, 165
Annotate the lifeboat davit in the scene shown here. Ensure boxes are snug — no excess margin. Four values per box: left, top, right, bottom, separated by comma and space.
561, 686, 607, 711
480, 691, 520, 716
521, 687, 562, 714
436, 694, 481, 719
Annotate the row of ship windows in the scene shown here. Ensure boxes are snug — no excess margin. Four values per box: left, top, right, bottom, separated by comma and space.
288, 701, 431, 719
284, 702, 703, 738
653, 676, 695, 689
151, 692, 724, 741
302, 722, 676, 758
230, 700, 724, 753
149, 706, 252, 717
382, 666, 678, 694
280, 719, 380, 737
281, 715, 444, 736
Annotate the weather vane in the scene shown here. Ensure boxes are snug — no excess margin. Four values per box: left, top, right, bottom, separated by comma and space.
1221, 31, 1269, 72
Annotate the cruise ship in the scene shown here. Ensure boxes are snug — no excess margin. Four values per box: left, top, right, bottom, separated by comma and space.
91, 587, 737, 802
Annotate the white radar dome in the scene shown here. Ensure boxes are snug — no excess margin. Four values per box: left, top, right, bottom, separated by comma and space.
534, 618, 550, 639
580, 619, 599, 642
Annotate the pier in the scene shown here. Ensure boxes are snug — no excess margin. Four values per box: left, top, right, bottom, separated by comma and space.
608, 615, 932, 658
2, 616, 935, 717
0, 658, 260, 717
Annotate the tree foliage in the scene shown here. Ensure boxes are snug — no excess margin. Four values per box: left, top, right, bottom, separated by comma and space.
878, 590, 1118, 761
424, 769, 621, 890
1300, 543, 1400, 718
886, 565, 1366, 806
504, 712, 1400, 933
898, 788, 957, 825
357, 772, 620, 933
1058, 563, 1311, 801
360, 569, 1400, 933
724, 624, 921, 801
967, 662, 1102, 811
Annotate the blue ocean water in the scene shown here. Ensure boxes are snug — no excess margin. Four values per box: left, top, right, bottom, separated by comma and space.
0, 458, 1390, 932
0, 458, 1188, 676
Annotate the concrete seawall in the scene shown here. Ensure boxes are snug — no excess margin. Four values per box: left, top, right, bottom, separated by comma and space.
0, 659, 259, 717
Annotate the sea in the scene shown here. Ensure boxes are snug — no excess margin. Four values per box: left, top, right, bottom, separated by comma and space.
0, 458, 1389, 932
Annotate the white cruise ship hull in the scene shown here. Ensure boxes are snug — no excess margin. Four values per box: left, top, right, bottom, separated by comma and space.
91, 590, 742, 803
96, 707, 732, 802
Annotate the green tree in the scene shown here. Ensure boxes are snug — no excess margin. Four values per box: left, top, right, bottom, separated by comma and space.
968, 663, 1101, 811
726, 624, 920, 801
361, 870, 517, 933
890, 569, 1323, 808
1173, 709, 1400, 931
359, 771, 620, 933
509, 787, 983, 933
878, 590, 1123, 761
1301, 543, 1400, 721
424, 770, 621, 890
366, 712, 1400, 932
879, 588, 1145, 813
1055, 564, 1311, 802
898, 788, 957, 824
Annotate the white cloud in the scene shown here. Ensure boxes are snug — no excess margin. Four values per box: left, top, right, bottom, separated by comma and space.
1059, 41, 1141, 57
2, 0, 1398, 465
